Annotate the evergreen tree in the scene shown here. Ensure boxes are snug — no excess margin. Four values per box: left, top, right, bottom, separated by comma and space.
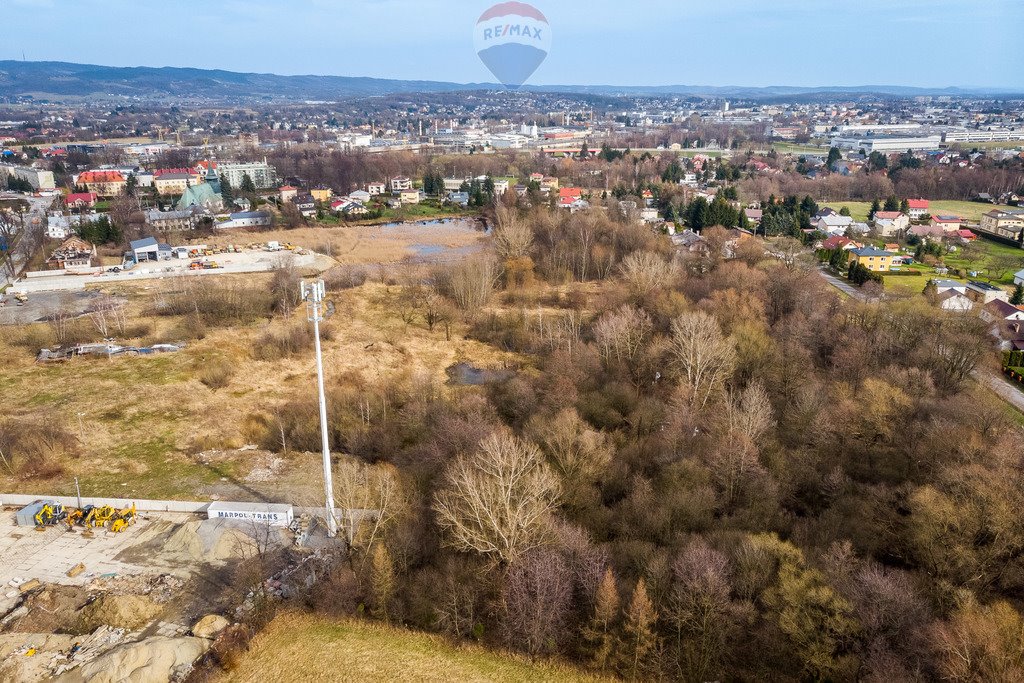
240, 172, 256, 194
826, 146, 842, 169
839, 206, 851, 217
900, 198, 911, 214
869, 198, 881, 220
1011, 283, 1024, 306
884, 195, 900, 212
220, 175, 234, 204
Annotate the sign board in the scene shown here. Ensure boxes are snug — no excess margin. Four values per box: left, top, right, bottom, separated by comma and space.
206, 501, 293, 527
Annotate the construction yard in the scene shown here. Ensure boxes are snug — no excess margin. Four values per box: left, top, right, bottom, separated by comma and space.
0, 504, 289, 682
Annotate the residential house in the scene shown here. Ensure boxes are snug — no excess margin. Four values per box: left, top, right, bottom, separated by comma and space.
909, 224, 946, 240
873, 211, 910, 237
928, 279, 969, 296
443, 177, 470, 192
46, 236, 96, 270
849, 247, 893, 272
816, 214, 855, 236
980, 208, 1024, 241
540, 176, 559, 192
1015, 268, 1024, 287
293, 194, 317, 217
399, 189, 420, 205
493, 179, 510, 195
965, 280, 1009, 304
391, 177, 413, 192
931, 215, 963, 232
982, 299, 1024, 323
153, 172, 193, 196
78, 170, 126, 197
447, 191, 470, 207
640, 207, 660, 223
937, 290, 974, 312
65, 192, 97, 209
145, 209, 195, 231
821, 235, 858, 251
907, 199, 929, 220
367, 182, 386, 196
310, 186, 333, 203
956, 229, 978, 243
349, 190, 372, 203
671, 229, 707, 253
278, 185, 299, 202
216, 211, 272, 229
743, 208, 763, 225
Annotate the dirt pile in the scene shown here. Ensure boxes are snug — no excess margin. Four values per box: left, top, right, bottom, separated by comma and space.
77, 594, 161, 631
52, 635, 210, 683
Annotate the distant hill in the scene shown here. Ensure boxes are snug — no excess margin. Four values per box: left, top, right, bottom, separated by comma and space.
0, 60, 1019, 102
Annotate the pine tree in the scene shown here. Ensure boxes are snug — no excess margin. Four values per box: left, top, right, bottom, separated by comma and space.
240, 172, 256, 194
1011, 283, 1024, 306
220, 175, 234, 204
869, 198, 881, 220
618, 579, 659, 679
582, 568, 620, 670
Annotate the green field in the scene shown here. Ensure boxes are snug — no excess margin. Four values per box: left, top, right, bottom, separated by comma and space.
818, 200, 1015, 224
220, 613, 610, 683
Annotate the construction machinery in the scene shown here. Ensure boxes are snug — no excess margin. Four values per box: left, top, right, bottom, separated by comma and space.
109, 504, 137, 533
33, 503, 67, 530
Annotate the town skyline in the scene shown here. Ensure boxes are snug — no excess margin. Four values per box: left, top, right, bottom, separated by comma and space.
4, 0, 1023, 90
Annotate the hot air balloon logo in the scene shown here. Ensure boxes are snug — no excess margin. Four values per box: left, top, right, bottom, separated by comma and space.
474, 2, 551, 88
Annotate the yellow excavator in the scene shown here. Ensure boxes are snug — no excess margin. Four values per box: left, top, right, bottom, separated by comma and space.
109, 504, 137, 533
34, 503, 67, 530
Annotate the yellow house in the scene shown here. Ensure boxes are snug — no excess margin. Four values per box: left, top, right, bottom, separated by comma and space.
310, 186, 333, 202
849, 247, 893, 272
399, 189, 421, 205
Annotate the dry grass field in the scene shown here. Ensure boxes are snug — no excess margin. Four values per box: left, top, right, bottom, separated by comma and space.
195, 219, 488, 265
218, 612, 610, 683
0, 275, 516, 502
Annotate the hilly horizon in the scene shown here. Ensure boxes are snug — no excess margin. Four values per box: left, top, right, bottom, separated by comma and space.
1, 60, 1021, 103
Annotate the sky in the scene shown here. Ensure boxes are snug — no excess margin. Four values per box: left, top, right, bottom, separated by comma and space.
4, 0, 1023, 90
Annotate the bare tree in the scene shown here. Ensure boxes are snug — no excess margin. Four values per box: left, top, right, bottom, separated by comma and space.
433, 430, 561, 565
592, 305, 653, 365
492, 205, 534, 261
721, 380, 775, 449
526, 408, 612, 482
501, 549, 572, 655
334, 457, 403, 557
669, 311, 736, 410
619, 250, 677, 298
87, 294, 128, 338
434, 256, 498, 314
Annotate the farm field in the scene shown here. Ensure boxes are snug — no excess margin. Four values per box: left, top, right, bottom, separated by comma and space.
218, 612, 610, 683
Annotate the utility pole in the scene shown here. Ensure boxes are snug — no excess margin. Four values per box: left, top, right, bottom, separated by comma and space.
301, 279, 337, 537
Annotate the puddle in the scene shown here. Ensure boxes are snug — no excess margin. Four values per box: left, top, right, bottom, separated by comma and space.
445, 362, 514, 386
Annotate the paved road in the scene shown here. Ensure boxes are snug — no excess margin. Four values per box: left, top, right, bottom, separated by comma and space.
815, 266, 1024, 414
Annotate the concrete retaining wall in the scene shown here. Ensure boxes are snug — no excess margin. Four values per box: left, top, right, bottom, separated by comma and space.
0, 493, 212, 513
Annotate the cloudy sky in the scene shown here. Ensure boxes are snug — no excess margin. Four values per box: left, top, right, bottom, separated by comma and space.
5, 0, 1023, 89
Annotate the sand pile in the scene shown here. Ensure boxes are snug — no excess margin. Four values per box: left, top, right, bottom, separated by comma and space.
77, 595, 161, 631
52, 635, 210, 683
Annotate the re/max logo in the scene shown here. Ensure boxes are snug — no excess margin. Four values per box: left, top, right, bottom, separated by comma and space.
482, 23, 543, 41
